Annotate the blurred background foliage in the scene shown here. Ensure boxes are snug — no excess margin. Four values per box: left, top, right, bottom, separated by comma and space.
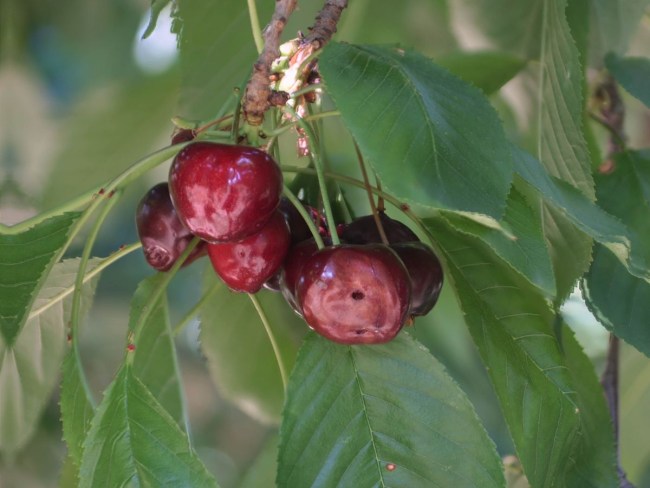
0, 0, 649, 486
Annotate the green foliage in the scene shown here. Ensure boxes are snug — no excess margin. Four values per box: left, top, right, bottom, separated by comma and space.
0, 213, 79, 344
320, 43, 514, 221
429, 217, 617, 486
584, 151, 650, 357
606, 52, 650, 108
278, 332, 504, 487
199, 274, 303, 424
143, 0, 173, 39
1, 258, 98, 454
79, 365, 217, 487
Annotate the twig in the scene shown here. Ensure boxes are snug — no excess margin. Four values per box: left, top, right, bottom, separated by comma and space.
303, 0, 349, 49
594, 75, 626, 172
353, 140, 388, 245
601, 336, 636, 488
243, 0, 298, 125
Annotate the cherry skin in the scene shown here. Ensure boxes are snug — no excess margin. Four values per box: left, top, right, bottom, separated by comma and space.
278, 197, 327, 244
279, 238, 320, 315
135, 182, 206, 271
340, 211, 418, 245
169, 142, 283, 243
296, 244, 411, 344
391, 242, 444, 317
207, 210, 291, 293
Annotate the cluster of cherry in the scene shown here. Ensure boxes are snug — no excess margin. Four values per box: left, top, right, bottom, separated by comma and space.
136, 141, 443, 344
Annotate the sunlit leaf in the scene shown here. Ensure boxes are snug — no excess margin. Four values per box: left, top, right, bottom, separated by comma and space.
200, 274, 303, 424
320, 42, 514, 221
278, 333, 504, 487
0, 212, 79, 344
427, 217, 617, 486
79, 365, 217, 487
1, 258, 98, 454
605, 52, 650, 108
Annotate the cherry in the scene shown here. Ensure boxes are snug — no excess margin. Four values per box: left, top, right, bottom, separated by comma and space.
391, 242, 443, 316
340, 211, 418, 245
135, 182, 206, 271
296, 244, 411, 344
169, 142, 283, 243
207, 210, 291, 293
279, 238, 320, 314
278, 197, 327, 244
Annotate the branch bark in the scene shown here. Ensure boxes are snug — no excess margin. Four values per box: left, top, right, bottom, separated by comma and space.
304, 0, 349, 49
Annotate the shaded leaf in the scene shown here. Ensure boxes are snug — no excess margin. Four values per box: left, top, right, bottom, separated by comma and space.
1, 258, 98, 454
436, 51, 526, 94
583, 150, 650, 357
605, 52, 650, 108
238, 434, 278, 488
427, 217, 617, 486
278, 332, 504, 487
79, 365, 217, 487
0, 212, 79, 344
200, 274, 302, 423
320, 42, 514, 221
440, 186, 556, 297
129, 274, 186, 426
514, 146, 650, 282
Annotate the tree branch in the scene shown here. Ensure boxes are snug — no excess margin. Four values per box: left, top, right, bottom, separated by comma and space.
304, 0, 348, 49
244, 0, 298, 126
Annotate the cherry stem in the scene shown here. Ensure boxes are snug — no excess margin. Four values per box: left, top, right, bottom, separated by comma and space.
246, 0, 264, 54
282, 185, 326, 249
248, 293, 288, 392
30, 242, 141, 320
354, 140, 388, 245
375, 173, 385, 212
68, 189, 123, 409
194, 114, 234, 136
284, 106, 341, 246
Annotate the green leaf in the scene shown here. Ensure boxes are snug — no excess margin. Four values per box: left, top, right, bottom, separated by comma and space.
79, 365, 217, 487
278, 333, 504, 487
513, 146, 650, 282
427, 217, 617, 486
583, 150, 650, 357
320, 42, 514, 220
199, 275, 302, 423
175, 0, 273, 119
61, 350, 96, 468
238, 434, 278, 488
0, 212, 79, 344
439, 186, 556, 297
142, 0, 172, 39
605, 52, 650, 108
589, 1, 650, 65
436, 51, 526, 94
0, 258, 98, 454
129, 275, 186, 426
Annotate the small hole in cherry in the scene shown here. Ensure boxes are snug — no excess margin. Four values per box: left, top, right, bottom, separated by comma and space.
351, 290, 364, 300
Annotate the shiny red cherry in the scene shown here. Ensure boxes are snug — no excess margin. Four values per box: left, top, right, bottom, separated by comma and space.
296, 244, 411, 344
135, 182, 206, 271
207, 211, 290, 293
279, 238, 320, 314
391, 242, 444, 316
169, 142, 283, 243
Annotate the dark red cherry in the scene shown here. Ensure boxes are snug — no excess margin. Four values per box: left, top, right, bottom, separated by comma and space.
171, 128, 195, 145
391, 242, 444, 316
169, 142, 283, 243
135, 182, 206, 271
340, 211, 418, 245
279, 238, 320, 314
278, 197, 327, 244
207, 211, 290, 293
296, 244, 411, 344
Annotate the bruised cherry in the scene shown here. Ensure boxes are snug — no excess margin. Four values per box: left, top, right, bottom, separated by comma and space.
391, 242, 443, 316
340, 211, 418, 245
135, 182, 206, 271
279, 238, 320, 314
169, 142, 283, 243
296, 244, 411, 344
207, 211, 290, 293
